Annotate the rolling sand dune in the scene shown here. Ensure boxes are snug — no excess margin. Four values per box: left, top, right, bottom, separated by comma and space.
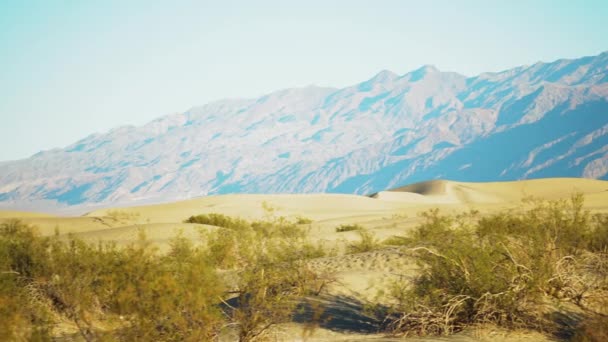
387, 177, 608, 205
85, 193, 411, 222
8, 216, 127, 236
73, 223, 217, 252
0, 210, 56, 219
2, 177, 607, 341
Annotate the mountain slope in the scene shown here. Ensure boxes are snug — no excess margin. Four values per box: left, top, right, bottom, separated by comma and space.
1, 52, 607, 207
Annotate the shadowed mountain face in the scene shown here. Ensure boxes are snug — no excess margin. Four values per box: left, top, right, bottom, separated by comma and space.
1, 52, 607, 207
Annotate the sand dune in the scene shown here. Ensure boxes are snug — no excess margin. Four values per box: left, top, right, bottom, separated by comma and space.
387, 177, 608, 204
85, 193, 411, 224
3, 177, 607, 341
3, 177, 607, 247
0, 210, 56, 219
73, 223, 216, 252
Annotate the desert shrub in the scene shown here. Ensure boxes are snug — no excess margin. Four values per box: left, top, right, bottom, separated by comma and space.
251, 216, 307, 239
197, 213, 321, 268
587, 214, 608, 252
336, 223, 364, 232
1, 219, 52, 280
1, 214, 327, 341
202, 228, 244, 269
195, 212, 327, 341
231, 245, 322, 342
0, 220, 226, 341
296, 217, 313, 225
384, 196, 608, 337
106, 233, 225, 341
299, 241, 331, 260
0, 274, 53, 341
185, 213, 250, 230
476, 195, 590, 255
347, 230, 380, 254
187, 212, 308, 240
106, 209, 140, 222
383, 235, 410, 246
0, 220, 54, 341
296, 216, 313, 224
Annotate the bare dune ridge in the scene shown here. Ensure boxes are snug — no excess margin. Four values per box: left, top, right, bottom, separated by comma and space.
381, 177, 608, 204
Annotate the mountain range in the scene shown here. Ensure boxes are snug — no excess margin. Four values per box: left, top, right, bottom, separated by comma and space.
1, 51, 607, 209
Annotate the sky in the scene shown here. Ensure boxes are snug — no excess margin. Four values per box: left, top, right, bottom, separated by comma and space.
0, 0, 607, 161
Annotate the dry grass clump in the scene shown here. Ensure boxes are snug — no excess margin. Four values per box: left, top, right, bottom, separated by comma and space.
383, 195, 608, 337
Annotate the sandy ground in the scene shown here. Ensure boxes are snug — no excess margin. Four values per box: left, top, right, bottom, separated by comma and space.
2, 177, 607, 341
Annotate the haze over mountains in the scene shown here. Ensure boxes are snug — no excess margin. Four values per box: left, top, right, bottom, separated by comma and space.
1, 51, 607, 208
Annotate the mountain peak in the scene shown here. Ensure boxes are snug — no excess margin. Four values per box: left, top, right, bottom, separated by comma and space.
371, 69, 399, 82
418, 64, 439, 72
408, 64, 439, 81
358, 69, 399, 91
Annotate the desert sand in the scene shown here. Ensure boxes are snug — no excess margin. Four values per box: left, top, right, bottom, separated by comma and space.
1, 177, 606, 341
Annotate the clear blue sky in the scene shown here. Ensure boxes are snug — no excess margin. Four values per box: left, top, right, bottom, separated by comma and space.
1, 0, 606, 161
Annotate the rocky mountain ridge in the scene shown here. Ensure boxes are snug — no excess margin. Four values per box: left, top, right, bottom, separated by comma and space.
1, 51, 607, 208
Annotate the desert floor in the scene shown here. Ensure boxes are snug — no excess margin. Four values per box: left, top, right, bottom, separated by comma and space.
2, 177, 607, 341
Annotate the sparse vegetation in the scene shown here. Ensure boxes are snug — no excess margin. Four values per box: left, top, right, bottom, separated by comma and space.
0, 213, 328, 341
106, 209, 140, 222
0, 221, 225, 341
194, 211, 328, 341
336, 223, 364, 232
383, 195, 608, 337
347, 230, 380, 254
2, 194, 607, 340
382, 235, 410, 246
296, 216, 313, 224
185, 212, 250, 230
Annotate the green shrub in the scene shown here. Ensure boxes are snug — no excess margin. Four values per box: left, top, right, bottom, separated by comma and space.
587, 214, 608, 252
347, 230, 380, 254
185, 211, 329, 340
0, 211, 331, 341
186, 213, 308, 240
185, 213, 250, 230
382, 235, 410, 246
107, 233, 225, 341
296, 216, 313, 224
336, 224, 364, 232
251, 216, 307, 239
384, 195, 608, 337
0, 220, 54, 341
203, 228, 243, 269
201, 218, 323, 341
0, 220, 226, 341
